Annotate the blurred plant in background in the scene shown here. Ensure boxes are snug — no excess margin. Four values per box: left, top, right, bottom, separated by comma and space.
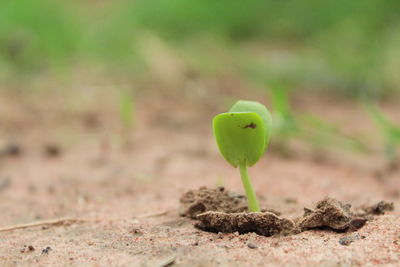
0, 0, 81, 76
364, 101, 400, 165
118, 88, 135, 147
266, 82, 369, 157
1, 0, 399, 163
1, 0, 400, 97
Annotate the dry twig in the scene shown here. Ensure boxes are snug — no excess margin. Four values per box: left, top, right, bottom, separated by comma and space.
135, 210, 170, 219
0, 218, 91, 233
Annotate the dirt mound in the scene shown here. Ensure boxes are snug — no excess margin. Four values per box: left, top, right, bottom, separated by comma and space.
179, 186, 248, 219
181, 187, 395, 237
296, 198, 354, 231
357, 201, 394, 216
196, 212, 294, 236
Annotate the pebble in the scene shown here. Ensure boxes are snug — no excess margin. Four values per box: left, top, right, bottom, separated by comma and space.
339, 234, 364, 246
42, 246, 52, 254
246, 241, 258, 249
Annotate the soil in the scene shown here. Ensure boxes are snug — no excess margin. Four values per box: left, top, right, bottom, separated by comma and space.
196, 211, 294, 236
0, 90, 399, 266
181, 187, 392, 236
179, 187, 248, 219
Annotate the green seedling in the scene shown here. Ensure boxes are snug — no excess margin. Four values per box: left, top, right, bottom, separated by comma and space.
269, 84, 301, 156
270, 84, 298, 136
213, 100, 272, 212
299, 113, 369, 153
364, 101, 400, 161
269, 83, 368, 154
118, 89, 135, 146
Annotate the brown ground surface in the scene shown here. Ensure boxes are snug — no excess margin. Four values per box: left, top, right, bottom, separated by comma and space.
0, 90, 399, 266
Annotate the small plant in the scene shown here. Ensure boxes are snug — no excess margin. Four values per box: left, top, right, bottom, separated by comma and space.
118, 89, 135, 146
364, 101, 400, 162
213, 100, 272, 212
269, 83, 368, 154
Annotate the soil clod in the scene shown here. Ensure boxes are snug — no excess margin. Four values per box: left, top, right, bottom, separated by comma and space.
196, 211, 295, 236
20, 245, 35, 253
359, 201, 394, 216
180, 187, 247, 219
297, 198, 353, 231
181, 188, 395, 237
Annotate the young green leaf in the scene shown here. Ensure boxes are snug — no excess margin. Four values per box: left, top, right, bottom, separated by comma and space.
213, 112, 266, 167
230, 100, 272, 145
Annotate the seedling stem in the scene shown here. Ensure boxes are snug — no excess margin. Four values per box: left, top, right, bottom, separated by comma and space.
239, 164, 260, 212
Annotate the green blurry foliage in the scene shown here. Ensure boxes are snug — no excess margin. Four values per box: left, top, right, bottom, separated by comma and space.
267, 84, 369, 154
1, 0, 400, 96
0, 0, 81, 73
364, 102, 400, 160
119, 89, 135, 130
118, 89, 135, 146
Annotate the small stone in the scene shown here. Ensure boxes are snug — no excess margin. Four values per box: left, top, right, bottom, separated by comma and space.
349, 217, 367, 230
246, 241, 258, 249
3, 143, 21, 156
42, 246, 52, 254
339, 234, 362, 246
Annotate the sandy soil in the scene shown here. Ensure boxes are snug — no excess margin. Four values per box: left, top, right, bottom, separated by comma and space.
0, 91, 399, 266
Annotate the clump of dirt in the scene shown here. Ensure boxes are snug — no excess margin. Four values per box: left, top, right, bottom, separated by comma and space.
43, 143, 62, 157
357, 201, 394, 216
20, 245, 35, 253
196, 211, 295, 236
181, 187, 395, 237
296, 198, 353, 231
179, 186, 248, 219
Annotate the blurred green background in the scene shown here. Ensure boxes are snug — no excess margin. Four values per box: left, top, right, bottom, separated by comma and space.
1, 0, 400, 98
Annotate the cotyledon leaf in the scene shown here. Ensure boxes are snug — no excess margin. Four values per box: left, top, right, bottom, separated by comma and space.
229, 100, 272, 146
213, 111, 266, 167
